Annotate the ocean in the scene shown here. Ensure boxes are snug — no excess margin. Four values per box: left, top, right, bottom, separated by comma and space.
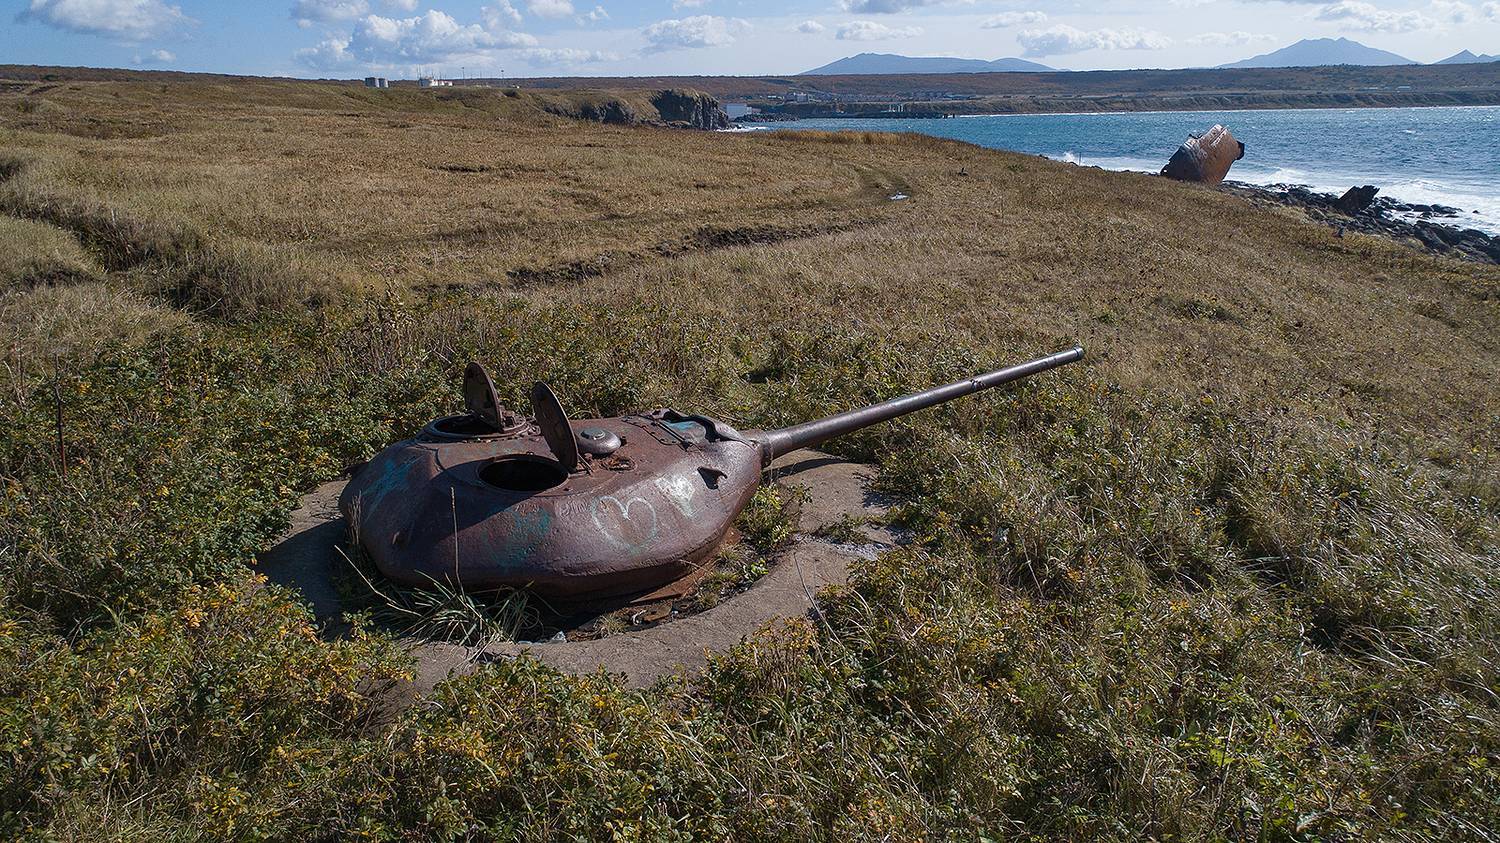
780, 106, 1500, 236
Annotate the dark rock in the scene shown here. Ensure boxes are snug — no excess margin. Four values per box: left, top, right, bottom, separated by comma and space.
559, 98, 638, 125
733, 112, 799, 123
1415, 224, 1450, 250
650, 89, 729, 130
545, 90, 729, 130
1219, 180, 1497, 265
1335, 185, 1379, 215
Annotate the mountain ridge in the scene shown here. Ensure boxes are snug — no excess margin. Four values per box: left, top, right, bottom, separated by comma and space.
802, 52, 1054, 75
1220, 38, 1415, 69
1434, 50, 1499, 64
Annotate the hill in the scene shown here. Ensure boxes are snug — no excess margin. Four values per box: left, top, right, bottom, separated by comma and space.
0, 73, 1498, 839
1221, 37, 1415, 69
1435, 49, 1500, 64
803, 52, 1054, 75
497, 62, 1500, 113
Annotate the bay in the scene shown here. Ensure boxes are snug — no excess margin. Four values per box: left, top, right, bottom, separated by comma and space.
783, 106, 1500, 235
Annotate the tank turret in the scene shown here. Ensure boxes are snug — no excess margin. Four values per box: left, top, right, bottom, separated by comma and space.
340, 347, 1084, 598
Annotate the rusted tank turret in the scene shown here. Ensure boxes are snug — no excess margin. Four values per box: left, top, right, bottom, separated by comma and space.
341, 347, 1084, 599
1161, 125, 1245, 185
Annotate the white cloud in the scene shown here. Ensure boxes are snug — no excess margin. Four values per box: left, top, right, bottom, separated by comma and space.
580, 5, 607, 22
1485, 0, 1500, 19
1017, 25, 1171, 56
527, 0, 572, 18
796, 19, 825, 33
836, 20, 923, 40
840, 0, 940, 12
1186, 30, 1275, 46
1314, 1, 1436, 32
298, 9, 536, 70
642, 15, 748, 50
1428, 0, 1476, 23
298, 37, 353, 69
291, 0, 427, 28
519, 46, 615, 65
481, 2, 522, 28
20, 0, 189, 41
980, 11, 1047, 29
134, 47, 174, 63
292, 0, 367, 27
672, 0, 708, 8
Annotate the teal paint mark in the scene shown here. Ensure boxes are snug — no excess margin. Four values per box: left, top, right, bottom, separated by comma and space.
494, 507, 553, 569
354, 451, 421, 520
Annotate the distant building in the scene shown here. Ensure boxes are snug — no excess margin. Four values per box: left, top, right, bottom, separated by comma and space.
724, 103, 758, 120
363, 77, 388, 89
418, 77, 453, 88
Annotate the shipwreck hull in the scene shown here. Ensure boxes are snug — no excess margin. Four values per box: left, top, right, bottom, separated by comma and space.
1161, 124, 1246, 185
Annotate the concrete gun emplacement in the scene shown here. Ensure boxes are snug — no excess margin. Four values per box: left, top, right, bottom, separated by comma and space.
340, 345, 1085, 599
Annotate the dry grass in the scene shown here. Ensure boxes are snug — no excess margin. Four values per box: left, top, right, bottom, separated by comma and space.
1, 74, 1498, 839
1, 282, 188, 361
3, 79, 1492, 438
2, 80, 898, 298
0, 216, 98, 288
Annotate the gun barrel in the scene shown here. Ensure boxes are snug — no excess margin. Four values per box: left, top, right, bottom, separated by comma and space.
755, 345, 1084, 464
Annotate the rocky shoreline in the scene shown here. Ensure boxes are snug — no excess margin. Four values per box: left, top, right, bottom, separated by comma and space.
1221, 182, 1500, 265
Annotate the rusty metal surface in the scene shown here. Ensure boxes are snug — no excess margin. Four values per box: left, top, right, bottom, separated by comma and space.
341, 408, 762, 597
577, 427, 622, 456
462, 362, 528, 434
342, 347, 1084, 600
1161, 125, 1245, 185
530, 380, 579, 472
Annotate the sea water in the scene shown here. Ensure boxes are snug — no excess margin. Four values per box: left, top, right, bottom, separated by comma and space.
786, 106, 1500, 235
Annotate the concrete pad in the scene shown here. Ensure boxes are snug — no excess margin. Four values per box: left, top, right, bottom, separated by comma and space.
256, 480, 349, 628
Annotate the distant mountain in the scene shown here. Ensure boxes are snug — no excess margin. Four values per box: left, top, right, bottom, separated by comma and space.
1433, 50, 1499, 64
802, 53, 1053, 75
1219, 38, 1415, 69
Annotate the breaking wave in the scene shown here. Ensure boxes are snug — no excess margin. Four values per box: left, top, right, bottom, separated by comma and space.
786, 106, 1500, 235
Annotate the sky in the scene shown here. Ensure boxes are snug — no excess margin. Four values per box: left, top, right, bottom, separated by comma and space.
4, 0, 1499, 78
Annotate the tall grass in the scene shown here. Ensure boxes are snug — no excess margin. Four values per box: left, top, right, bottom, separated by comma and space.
0, 162, 351, 318
0, 75, 1496, 839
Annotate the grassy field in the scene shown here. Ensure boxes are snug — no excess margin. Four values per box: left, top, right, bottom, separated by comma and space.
2, 74, 1498, 839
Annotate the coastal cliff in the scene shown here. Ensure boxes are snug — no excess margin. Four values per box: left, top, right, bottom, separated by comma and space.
540, 88, 729, 129
648, 89, 730, 129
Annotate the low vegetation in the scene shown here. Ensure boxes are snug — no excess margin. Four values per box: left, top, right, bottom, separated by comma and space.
1, 73, 1497, 839
509, 62, 1500, 115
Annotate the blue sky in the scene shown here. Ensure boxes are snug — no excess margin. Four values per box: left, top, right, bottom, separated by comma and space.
5, 0, 1498, 77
